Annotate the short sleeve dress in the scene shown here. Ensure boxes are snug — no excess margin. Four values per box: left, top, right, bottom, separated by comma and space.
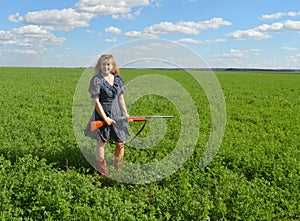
84, 74, 130, 143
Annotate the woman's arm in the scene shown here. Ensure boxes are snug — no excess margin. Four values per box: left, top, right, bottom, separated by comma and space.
118, 93, 129, 117
92, 98, 115, 125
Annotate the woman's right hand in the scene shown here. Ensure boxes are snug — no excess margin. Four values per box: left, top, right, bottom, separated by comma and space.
105, 117, 115, 125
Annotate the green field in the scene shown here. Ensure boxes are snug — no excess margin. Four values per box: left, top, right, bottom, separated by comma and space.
0, 67, 299, 220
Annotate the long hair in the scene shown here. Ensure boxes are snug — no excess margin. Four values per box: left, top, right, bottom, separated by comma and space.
94, 54, 120, 75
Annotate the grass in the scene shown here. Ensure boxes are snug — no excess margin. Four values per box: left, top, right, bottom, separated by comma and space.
0, 67, 299, 220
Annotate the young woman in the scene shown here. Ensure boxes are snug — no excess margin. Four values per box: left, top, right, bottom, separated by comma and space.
85, 54, 130, 178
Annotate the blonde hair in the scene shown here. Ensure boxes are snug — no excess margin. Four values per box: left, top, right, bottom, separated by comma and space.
94, 54, 120, 75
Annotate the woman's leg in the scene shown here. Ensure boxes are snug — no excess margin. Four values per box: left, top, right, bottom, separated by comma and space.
96, 141, 107, 177
114, 142, 125, 170
96, 141, 106, 161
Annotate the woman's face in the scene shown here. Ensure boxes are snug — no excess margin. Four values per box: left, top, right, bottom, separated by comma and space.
101, 58, 113, 75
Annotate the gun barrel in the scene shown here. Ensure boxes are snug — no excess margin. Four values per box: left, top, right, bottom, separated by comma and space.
131, 116, 174, 119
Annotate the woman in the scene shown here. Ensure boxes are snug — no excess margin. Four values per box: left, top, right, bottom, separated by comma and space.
85, 54, 130, 178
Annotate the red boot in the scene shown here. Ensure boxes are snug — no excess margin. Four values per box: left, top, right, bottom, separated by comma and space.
96, 159, 107, 178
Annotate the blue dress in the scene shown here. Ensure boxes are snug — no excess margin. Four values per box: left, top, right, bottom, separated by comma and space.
85, 74, 130, 142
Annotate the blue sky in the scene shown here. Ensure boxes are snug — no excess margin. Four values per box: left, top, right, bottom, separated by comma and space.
1, 0, 300, 68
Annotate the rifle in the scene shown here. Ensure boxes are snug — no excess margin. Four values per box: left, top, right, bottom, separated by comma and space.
90, 116, 173, 132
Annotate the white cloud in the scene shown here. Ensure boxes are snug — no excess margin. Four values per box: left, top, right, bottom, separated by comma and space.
12, 25, 51, 38
8, 8, 95, 31
281, 46, 298, 51
197, 18, 232, 29
213, 49, 249, 59
112, 13, 135, 20
287, 11, 300, 17
76, 0, 155, 19
227, 20, 300, 40
249, 48, 261, 55
125, 18, 231, 38
105, 37, 118, 42
13, 25, 66, 46
86, 29, 95, 33
0, 30, 15, 41
210, 48, 263, 68
177, 38, 202, 44
256, 22, 284, 32
2, 49, 40, 55
260, 11, 300, 21
284, 20, 300, 31
206, 38, 227, 43
146, 18, 231, 35
176, 37, 226, 44
8, 12, 24, 23
0, 39, 19, 47
112, 7, 144, 20
7, 0, 159, 36
105, 26, 122, 34
226, 29, 272, 40
260, 12, 285, 21
287, 54, 300, 65
0, 25, 66, 48
211, 49, 261, 66
124, 30, 157, 38
145, 21, 200, 34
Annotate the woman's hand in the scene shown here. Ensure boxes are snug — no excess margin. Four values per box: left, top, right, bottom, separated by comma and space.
104, 117, 116, 125
126, 115, 134, 123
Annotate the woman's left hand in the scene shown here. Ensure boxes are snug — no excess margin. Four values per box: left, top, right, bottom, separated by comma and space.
126, 116, 134, 123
